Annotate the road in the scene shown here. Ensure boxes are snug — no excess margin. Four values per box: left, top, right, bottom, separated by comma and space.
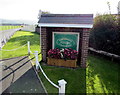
0, 56, 47, 94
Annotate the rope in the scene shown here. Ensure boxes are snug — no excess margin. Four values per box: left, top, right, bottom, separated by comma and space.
1, 43, 27, 51
29, 49, 35, 65
27, 42, 59, 89
30, 50, 34, 55
28, 48, 59, 89
38, 62, 60, 89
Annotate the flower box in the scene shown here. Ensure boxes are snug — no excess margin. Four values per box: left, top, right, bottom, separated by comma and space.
47, 57, 77, 68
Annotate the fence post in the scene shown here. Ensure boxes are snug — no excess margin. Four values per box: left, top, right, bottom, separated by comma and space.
34, 51, 39, 70
27, 41, 30, 55
58, 79, 67, 95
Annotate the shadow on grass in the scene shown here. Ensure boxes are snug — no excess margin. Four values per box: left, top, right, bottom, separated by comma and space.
87, 54, 120, 94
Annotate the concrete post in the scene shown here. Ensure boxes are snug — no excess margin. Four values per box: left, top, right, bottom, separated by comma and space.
58, 79, 67, 95
27, 41, 30, 55
34, 51, 39, 70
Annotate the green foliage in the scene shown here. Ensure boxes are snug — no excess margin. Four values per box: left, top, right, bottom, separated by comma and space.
42, 11, 50, 14
90, 14, 120, 55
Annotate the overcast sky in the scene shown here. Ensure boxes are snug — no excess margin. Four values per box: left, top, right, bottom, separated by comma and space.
0, 0, 119, 22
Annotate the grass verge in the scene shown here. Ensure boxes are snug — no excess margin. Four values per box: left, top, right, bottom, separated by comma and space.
86, 55, 120, 94
1, 30, 41, 61
39, 55, 120, 94
39, 64, 86, 94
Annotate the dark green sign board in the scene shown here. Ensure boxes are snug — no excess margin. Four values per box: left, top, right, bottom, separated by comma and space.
53, 32, 79, 51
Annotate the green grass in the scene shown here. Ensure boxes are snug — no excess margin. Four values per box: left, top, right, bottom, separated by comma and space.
1, 31, 41, 61
1, 30, 119, 94
39, 64, 86, 94
39, 55, 120, 94
0, 26, 21, 31
86, 55, 120, 94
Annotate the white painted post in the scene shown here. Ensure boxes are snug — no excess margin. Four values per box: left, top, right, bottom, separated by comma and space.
34, 51, 39, 70
58, 79, 67, 95
27, 41, 30, 55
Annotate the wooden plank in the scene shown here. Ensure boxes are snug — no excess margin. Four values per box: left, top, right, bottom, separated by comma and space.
47, 57, 77, 68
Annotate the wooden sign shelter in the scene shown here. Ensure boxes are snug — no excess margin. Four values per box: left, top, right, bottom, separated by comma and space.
36, 14, 93, 67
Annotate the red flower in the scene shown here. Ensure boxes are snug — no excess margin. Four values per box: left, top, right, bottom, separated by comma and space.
48, 48, 78, 60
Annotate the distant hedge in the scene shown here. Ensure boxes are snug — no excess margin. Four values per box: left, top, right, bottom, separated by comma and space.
89, 14, 120, 55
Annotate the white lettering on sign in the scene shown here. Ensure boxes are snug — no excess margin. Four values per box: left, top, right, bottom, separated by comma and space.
56, 38, 75, 47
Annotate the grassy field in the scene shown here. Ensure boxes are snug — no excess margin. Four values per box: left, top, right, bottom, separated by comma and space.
1, 30, 41, 61
1, 30, 119, 94
39, 55, 120, 94
0, 26, 21, 31
39, 63, 86, 93
86, 55, 120, 94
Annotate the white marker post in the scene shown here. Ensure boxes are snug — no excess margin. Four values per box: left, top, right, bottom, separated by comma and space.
58, 79, 67, 95
34, 51, 39, 70
27, 41, 30, 55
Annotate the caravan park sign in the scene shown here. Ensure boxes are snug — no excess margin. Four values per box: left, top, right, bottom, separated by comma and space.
53, 32, 79, 51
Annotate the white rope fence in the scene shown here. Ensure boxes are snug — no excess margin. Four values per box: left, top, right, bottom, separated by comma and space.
0, 28, 21, 48
34, 51, 59, 89
28, 41, 67, 95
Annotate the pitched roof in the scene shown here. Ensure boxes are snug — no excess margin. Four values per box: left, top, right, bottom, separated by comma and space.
38, 14, 93, 28
38, 14, 93, 24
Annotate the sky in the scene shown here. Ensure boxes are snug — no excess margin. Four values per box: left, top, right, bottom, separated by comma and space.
0, 0, 120, 23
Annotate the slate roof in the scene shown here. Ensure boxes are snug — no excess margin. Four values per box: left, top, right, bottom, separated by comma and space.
38, 14, 93, 24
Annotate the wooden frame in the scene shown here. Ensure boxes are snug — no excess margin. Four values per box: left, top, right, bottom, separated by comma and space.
47, 57, 77, 68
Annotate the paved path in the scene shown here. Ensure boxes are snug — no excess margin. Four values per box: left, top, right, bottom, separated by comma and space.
0, 56, 47, 94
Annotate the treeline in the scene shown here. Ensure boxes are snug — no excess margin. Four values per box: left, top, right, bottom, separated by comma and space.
89, 14, 120, 55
